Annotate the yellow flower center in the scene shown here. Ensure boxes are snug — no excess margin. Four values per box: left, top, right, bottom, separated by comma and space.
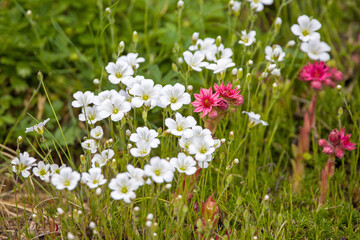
64, 180, 71, 187
154, 169, 161, 176
170, 97, 177, 103
200, 147, 207, 154
121, 187, 128, 193
302, 29, 309, 36
113, 108, 119, 114
115, 72, 122, 78
40, 169, 46, 176
143, 95, 149, 101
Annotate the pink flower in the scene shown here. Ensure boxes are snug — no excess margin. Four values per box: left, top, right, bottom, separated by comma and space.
299, 61, 343, 90
318, 127, 356, 159
214, 82, 244, 106
192, 88, 221, 118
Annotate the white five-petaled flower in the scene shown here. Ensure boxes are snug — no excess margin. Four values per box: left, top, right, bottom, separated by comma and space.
130, 126, 160, 149
165, 113, 197, 138
51, 167, 81, 191
159, 83, 191, 111
50, 164, 66, 175
247, 0, 273, 12
188, 136, 215, 161
183, 51, 209, 72
81, 139, 98, 153
108, 173, 138, 203
105, 60, 134, 84
98, 95, 131, 122
242, 111, 269, 126
81, 168, 107, 189
144, 157, 174, 183
232, 1, 241, 13
25, 118, 50, 135
72, 91, 94, 108
238, 30, 256, 46
117, 53, 145, 69
170, 152, 197, 175
91, 149, 115, 168
291, 15, 321, 42
90, 126, 104, 139
11, 152, 36, 178
33, 161, 51, 182
129, 140, 151, 158
300, 38, 331, 61
206, 44, 233, 62
189, 38, 217, 60
126, 164, 145, 187
78, 106, 100, 125
265, 45, 285, 62
206, 58, 235, 74
93, 90, 118, 106
129, 79, 162, 109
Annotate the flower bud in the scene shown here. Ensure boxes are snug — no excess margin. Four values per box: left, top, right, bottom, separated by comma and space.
118, 41, 125, 54
80, 154, 86, 164
231, 68, 238, 76
237, 68, 243, 79
246, 73, 251, 82
93, 78, 100, 85
247, 60, 253, 66
57, 207, 64, 215
37, 71, 43, 81
229, 131, 234, 141
336, 85, 342, 91
105, 7, 111, 14
187, 85, 193, 92
26, 10, 32, 17
216, 35, 222, 48
89, 222, 96, 229
67, 232, 76, 240
132, 31, 138, 43
192, 32, 199, 44
95, 187, 102, 195
338, 107, 343, 116
272, 82, 278, 88
177, 0, 184, 9
271, 69, 281, 77
17, 136, 23, 145
328, 129, 340, 145
172, 63, 178, 72
233, 158, 239, 164
286, 40, 296, 48
147, 213, 154, 220
133, 206, 140, 212
275, 17, 282, 30
177, 57, 183, 64
221, 138, 226, 144
264, 194, 270, 201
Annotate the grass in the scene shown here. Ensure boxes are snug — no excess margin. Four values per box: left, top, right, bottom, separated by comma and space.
1, 0, 360, 239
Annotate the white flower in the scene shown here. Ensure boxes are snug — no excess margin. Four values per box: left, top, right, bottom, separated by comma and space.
130, 126, 160, 149
105, 60, 134, 84
291, 15, 321, 42
130, 140, 151, 158
91, 149, 114, 168
11, 152, 36, 178
232, 1, 241, 12
93, 90, 118, 106
300, 38, 331, 61
247, 0, 273, 12
189, 38, 217, 60
183, 51, 209, 72
25, 118, 50, 135
213, 139, 221, 149
144, 157, 174, 183
242, 111, 269, 126
81, 139, 97, 153
50, 164, 66, 175
98, 95, 131, 121
170, 153, 197, 175
265, 45, 285, 62
51, 167, 81, 191
159, 83, 191, 111
78, 106, 100, 124
275, 17, 282, 28
90, 126, 104, 139
179, 136, 193, 150
129, 79, 162, 109
117, 53, 145, 69
165, 113, 197, 138
127, 164, 145, 187
82, 168, 107, 189
197, 154, 213, 168
33, 161, 51, 182
207, 44, 233, 62
108, 173, 138, 203
72, 91, 94, 108
206, 58, 235, 74
271, 68, 281, 77
238, 30, 256, 46
189, 137, 215, 161
192, 125, 212, 139
124, 75, 145, 88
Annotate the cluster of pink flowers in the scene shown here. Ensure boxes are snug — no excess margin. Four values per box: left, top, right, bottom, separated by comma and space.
299, 61, 343, 90
318, 127, 357, 159
191, 82, 244, 118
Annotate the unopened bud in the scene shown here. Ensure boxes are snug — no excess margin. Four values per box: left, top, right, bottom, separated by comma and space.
192, 32, 199, 44
237, 68, 243, 79
187, 85, 193, 92
26, 10, 32, 17
272, 82, 278, 88
286, 40, 296, 48
93, 78, 99, 85
96, 187, 102, 195
57, 207, 64, 215
37, 71, 43, 81
232, 68, 238, 76
247, 60, 253, 66
177, 57, 183, 64
338, 107, 343, 116
89, 222, 96, 229
17, 136, 23, 145
118, 41, 125, 54
177, 0, 184, 9
126, 129, 131, 137
80, 155, 86, 164
172, 63, 178, 72
233, 158, 239, 164
105, 7, 111, 14
229, 131, 234, 141
221, 138, 226, 144
275, 17, 282, 30
246, 73, 251, 82
146, 213, 154, 220
336, 85, 342, 91
132, 31, 138, 43
165, 184, 172, 189
133, 206, 140, 212
216, 35, 222, 48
